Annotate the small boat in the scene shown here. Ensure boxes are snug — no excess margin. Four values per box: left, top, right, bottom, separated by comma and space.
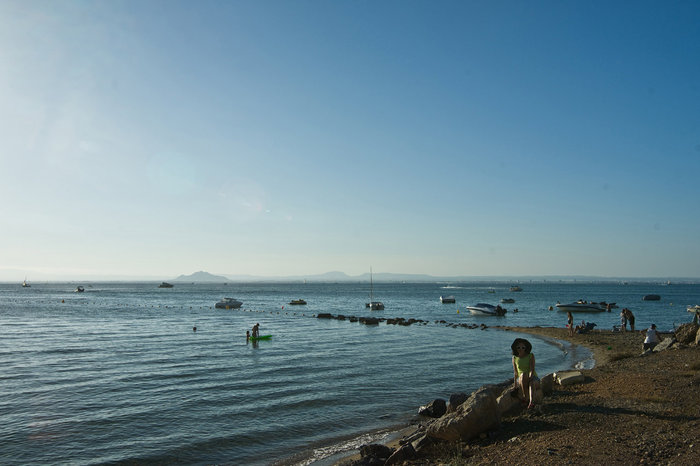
75, 286, 85, 293
365, 267, 384, 310
440, 295, 456, 303
215, 298, 243, 309
22, 278, 30, 288
467, 303, 507, 316
500, 298, 515, 304
687, 305, 700, 312
510, 286, 522, 292
158, 282, 174, 288
555, 301, 606, 312
289, 299, 307, 305
487, 289, 495, 294
643, 294, 661, 301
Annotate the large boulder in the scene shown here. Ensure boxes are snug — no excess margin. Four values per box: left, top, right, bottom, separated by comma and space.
675, 322, 699, 344
385, 443, 416, 465
418, 398, 446, 418
653, 337, 675, 352
555, 370, 585, 386
426, 386, 500, 442
496, 385, 523, 417
447, 392, 469, 413
540, 373, 554, 395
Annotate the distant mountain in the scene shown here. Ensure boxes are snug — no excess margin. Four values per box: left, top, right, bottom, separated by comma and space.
173, 271, 229, 282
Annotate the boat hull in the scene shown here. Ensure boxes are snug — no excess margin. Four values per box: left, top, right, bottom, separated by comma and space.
467, 304, 506, 316
215, 299, 243, 309
555, 303, 606, 312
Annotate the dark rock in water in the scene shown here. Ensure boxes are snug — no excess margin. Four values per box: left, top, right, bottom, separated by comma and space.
418, 398, 447, 418
348, 316, 358, 322
447, 393, 469, 413
336, 314, 346, 320
359, 317, 380, 325
316, 313, 333, 319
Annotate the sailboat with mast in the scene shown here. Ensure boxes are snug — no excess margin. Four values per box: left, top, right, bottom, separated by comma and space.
365, 267, 384, 310
22, 277, 30, 288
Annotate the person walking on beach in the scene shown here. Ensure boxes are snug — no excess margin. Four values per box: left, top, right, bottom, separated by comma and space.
620, 309, 628, 332
624, 308, 636, 332
642, 324, 661, 351
511, 338, 540, 409
567, 311, 574, 337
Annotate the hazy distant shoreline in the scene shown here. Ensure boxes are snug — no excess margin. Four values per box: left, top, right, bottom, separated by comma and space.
2, 270, 699, 284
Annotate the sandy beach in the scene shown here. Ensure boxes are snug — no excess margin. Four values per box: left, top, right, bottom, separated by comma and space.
340, 325, 700, 465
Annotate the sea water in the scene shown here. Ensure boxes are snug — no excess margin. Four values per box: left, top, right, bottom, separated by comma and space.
1, 281, 697, 465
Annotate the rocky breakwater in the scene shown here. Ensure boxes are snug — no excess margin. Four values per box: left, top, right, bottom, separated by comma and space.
316, 313, 492, 330
316, 313, 429, 326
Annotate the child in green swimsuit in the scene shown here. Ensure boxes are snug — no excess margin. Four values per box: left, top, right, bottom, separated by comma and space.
511, 338, 540, 409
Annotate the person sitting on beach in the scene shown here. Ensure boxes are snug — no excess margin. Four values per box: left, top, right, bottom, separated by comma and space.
624, 308, 636, 332
252, 323, 260, 338
642, 324, 661, 351
567, 311, 574, 337
511, 338, 540, 409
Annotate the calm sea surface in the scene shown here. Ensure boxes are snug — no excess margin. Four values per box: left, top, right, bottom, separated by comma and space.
2, 281, 698, 465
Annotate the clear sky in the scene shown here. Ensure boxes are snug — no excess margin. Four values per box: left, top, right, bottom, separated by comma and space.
1, 0, 699, 280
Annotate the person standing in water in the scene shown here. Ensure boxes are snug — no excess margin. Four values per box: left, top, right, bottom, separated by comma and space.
252, 323, 260, 338
511, 338, 540, 409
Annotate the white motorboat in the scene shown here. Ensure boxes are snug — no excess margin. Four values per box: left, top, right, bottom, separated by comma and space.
215, 298, 243, 309
467, 303, 507, 316
687, 305, 700, 313
440, 295, 456, 303
555, 301, 607, 312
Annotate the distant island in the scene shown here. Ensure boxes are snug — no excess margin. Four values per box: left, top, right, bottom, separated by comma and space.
172, 271, 229, 282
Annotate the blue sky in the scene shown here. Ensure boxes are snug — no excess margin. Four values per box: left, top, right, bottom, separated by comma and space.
1, 0, 699, 280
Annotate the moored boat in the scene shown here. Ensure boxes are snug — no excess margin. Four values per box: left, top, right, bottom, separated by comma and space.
510, 286, 522, 292
158, 282, 174, 288
289, 299, 307, 305
555, 301, 606, 312
75, 286, 85, 293
365, 267, 384, 310
501, 298, 515, 304
440, 295, 456, 303
467, 303, 507, 316
215, 298, 243, 309
643, 294, 661, 301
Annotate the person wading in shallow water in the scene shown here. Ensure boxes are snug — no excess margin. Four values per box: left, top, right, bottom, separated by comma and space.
511, 338, 540, 409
